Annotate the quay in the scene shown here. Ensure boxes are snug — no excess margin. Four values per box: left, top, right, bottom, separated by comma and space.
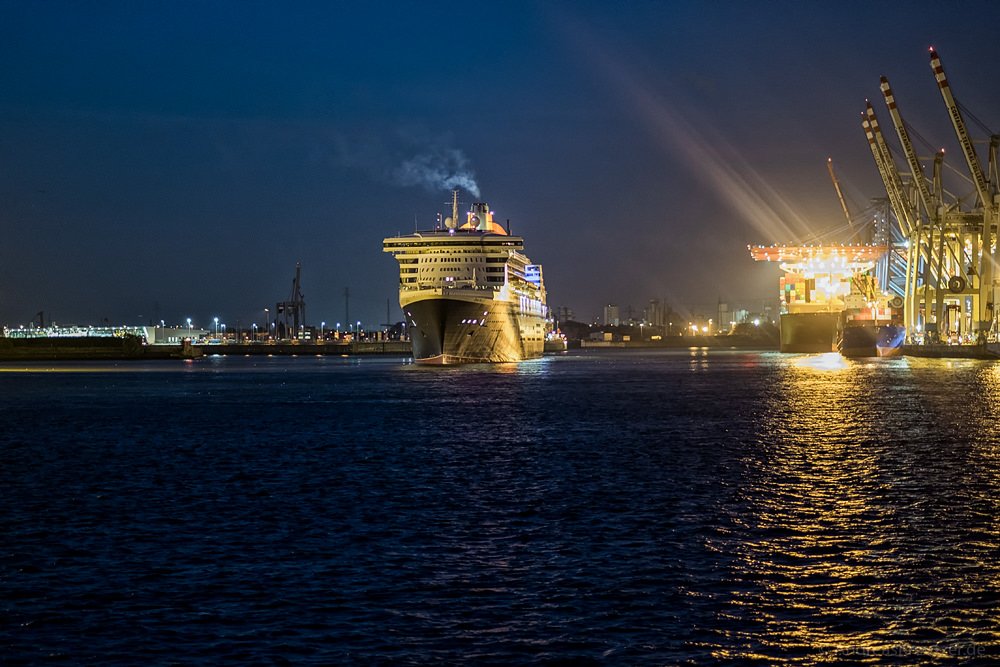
579, 334, 777, 350
0, 336, 411, 362
902, 343, 1000, 360
195, 341, 411, 357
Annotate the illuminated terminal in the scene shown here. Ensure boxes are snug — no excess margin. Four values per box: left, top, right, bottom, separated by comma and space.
750, 243, 898, 352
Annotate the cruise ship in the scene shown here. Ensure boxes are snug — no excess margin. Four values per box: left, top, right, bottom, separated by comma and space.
383, 193, 548, 364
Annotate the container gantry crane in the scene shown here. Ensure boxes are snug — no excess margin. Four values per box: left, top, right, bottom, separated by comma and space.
930, 47, 998, 340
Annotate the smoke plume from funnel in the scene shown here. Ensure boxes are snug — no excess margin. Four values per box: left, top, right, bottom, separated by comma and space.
393, 147, 481, 198
329, 130, 482, 198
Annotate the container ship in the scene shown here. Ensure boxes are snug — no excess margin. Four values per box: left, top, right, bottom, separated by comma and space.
383, 193, 547, 364
750, 243, 903, 355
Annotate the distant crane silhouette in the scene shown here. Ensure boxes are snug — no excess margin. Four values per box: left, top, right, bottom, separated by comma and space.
275, 262, 305, 339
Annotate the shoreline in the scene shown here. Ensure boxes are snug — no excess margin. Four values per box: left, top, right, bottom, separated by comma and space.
0, 339, 412, 362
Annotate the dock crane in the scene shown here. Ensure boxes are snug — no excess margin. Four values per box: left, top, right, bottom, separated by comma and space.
863, 110, 927, 331
880, 76, 964, 335
929, 47, 999, 339
863, 101, 951, 336
275, 262, 306, 339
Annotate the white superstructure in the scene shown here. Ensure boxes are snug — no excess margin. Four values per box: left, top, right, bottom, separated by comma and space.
383, 193, 547, 363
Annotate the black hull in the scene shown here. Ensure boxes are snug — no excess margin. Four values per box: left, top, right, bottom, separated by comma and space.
405, 297, 544, 364
838, 325, 878, 358
780, 312, 839, 353
838, 323, 905, 358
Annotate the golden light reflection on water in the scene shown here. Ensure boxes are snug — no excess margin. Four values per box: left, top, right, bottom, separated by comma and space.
788, 351, 850, 372
711, 353, 1000, 662
689, 346, 710, 372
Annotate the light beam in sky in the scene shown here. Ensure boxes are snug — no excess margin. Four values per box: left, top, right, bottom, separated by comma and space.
564, 22, 824, 244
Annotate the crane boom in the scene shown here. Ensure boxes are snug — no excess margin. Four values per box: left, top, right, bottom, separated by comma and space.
863, 115, 909, 236
826, 157, 853, 227
880, 76, 936, 219
864, 103, 916, 235
864, 107, 941, 284
929, 47, 991, 208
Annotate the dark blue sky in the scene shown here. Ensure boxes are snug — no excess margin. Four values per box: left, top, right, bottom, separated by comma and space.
2, 1, 999, 328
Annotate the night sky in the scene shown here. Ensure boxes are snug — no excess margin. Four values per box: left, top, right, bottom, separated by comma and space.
2, 1, 999, 329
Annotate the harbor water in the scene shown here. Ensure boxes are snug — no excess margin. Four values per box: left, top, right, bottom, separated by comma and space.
2, 350, 998, 664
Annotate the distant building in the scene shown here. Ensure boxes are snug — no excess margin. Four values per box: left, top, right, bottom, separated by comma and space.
646, 299, 667, 326
603, 304, 620, 327
553, 305, 575, 324
717, 302, 731, 334
144, 326, 210, 344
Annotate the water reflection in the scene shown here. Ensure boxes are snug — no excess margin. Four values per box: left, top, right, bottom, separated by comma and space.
788, 351, 850, 372
689, 346, 710, 372
713, 353, 1000, 662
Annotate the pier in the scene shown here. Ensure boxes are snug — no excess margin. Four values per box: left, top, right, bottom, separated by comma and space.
195, 341, 411, 357
0, 337, 411, 362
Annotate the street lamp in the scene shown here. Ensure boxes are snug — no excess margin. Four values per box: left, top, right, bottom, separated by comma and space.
321, 321, 325, 342
252, 323, 258, 342
214, 317, 219, 337
357, 320, 361, 340
264, 309, 269, 340
186, 317, 192, 337
221, 323, 226, 340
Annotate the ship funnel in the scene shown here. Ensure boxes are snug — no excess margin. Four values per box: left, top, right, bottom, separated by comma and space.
469, 202, 491, 231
